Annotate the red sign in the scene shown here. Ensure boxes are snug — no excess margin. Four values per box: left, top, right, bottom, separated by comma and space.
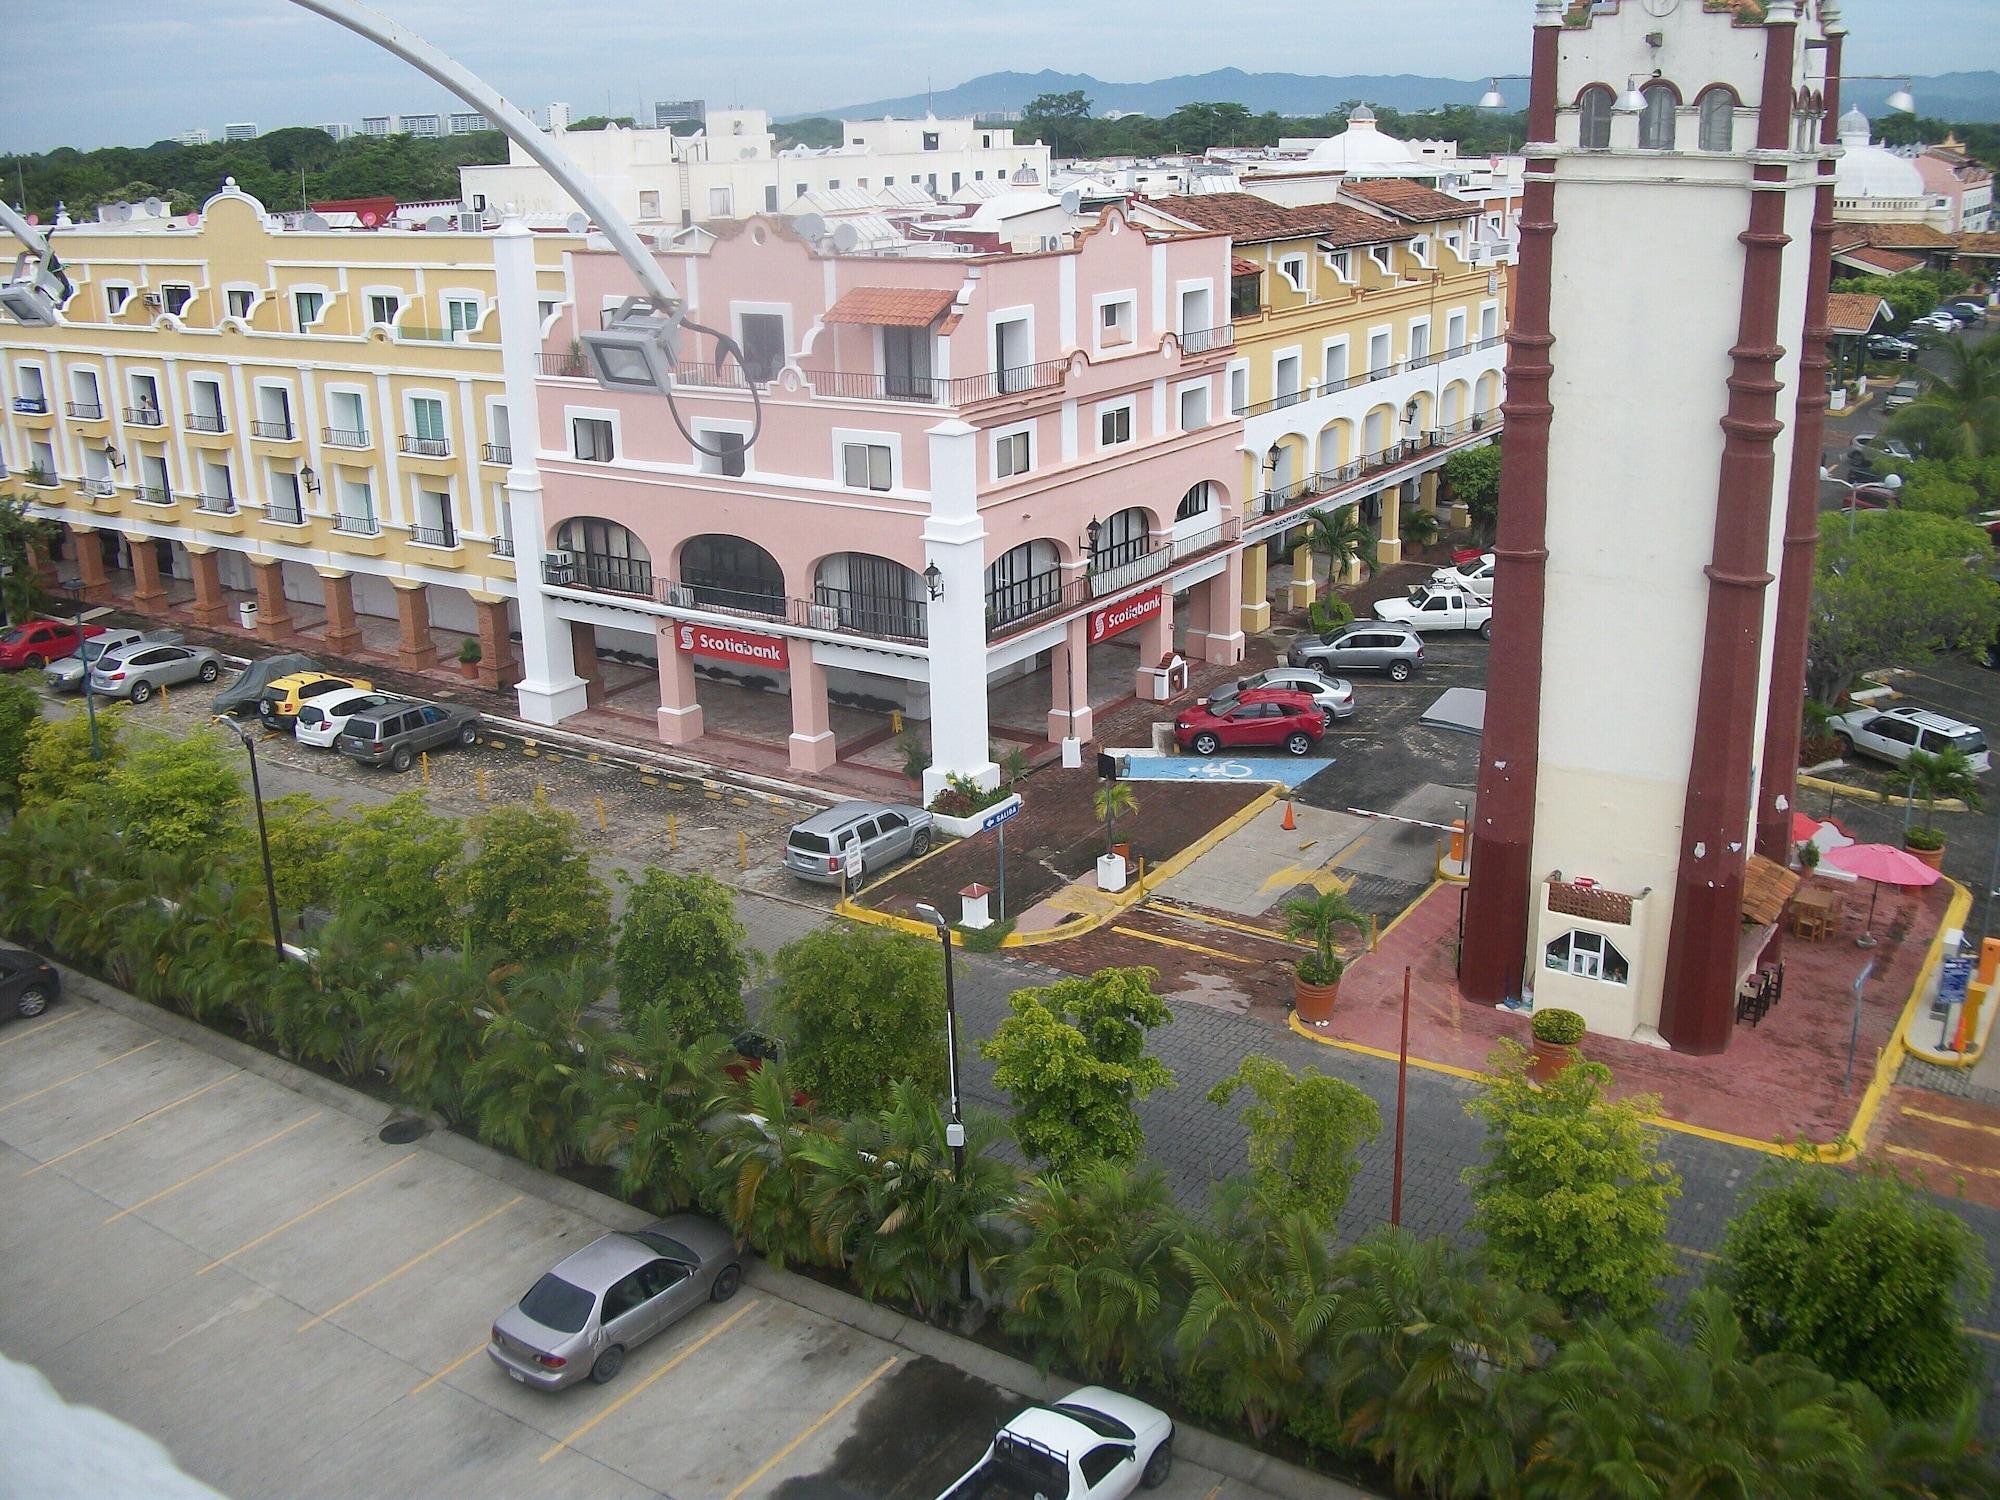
1088, 588, 1164, 645
671, 619, 789, 670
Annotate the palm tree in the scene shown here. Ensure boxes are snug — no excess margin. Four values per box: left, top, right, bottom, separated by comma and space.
271, 909, 411, 1080
1846, 1388, 2000, 1499
1281, 888, 1369, 985
461, 956, 615, 1170
587, 1019, 735, 1212
710, 1061, 835, 1268
1902, 745, 1984, 845
1886, 337, 2000, 460
1400, 504, 1444, 552
1300, 508, 1374, 603
374, 944, 515, 1124
1094, 780, 1138, 857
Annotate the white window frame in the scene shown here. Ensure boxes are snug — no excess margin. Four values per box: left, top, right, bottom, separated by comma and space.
1092, 292, 1137, 354
707, 185, 733, 217
158, 281, 196, 318
991, 421, 1034, 481
221, 283, 259, 322
1276, 253, 1308, 293
362, 286, 404, 330
103, 281, 134, 317
1272, 350, 1302, 407
1445, 309, 1468, 354
566, 406, 620, 464
440, 289, 484, 341
1175, 379, 1211, 432
1227, 360, 1249, 416
292, 285, 329, 331
1096, 396, 1135, 450
1409, 235, 1431, 268
252, 379, 296, 432
1479, 300, 1500, 342
1443, 231, 1464, 261
404, 388, 450, 445
732, 303, 792, 382
325, 383, 370, 441
126, 368, 164, 419
69, 366, 101, 408
1407, 316, 1432, 363
1367, 327, 1393, 375
1321, 337, 1350, 390
694, 419, 753, 476
336, 468, 376, 526
832, 428, 899, 492
187, 374, 227, 424
409, 475, 458, 545
1174, 277, 1216, 335
989, 307, 1036, 377
1544, 928, 1629, 985
1367, 244, 1395, 276
483, 395, 512, 457
1323, 249, 1354, 283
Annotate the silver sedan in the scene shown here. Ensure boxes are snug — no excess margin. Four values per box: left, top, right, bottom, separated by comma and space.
488, 1214, 740, 1390
1230, 667, 1356, 719
87, 641, 225, 702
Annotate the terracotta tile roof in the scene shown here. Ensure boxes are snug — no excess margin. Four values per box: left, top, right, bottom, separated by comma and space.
1146, 193, 1409, 248
1824, 292, 1889, 335
821, 286, 956, 327
1829, 225, 1869, 254
1958, 233, 2000, 257
1230, 257, 1263, 277
1741, 853, 1800, 928
1835, 244, 1923, 274
1339, 178, 1471, 223
1839, 221, 1956, 251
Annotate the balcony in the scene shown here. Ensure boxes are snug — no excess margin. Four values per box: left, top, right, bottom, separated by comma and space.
1245, 416, 1499, 530
535, 351, 587, 377
77, 477, 117, 499
1178, 324, 1235, 355
331, 512, 381, 536
410, 523, 459, 549
66, 400, 104, 420
186, 412, 227, 434
987, 519, 1242, 642
265, 501, 307, 527
251, 419, 296, 440
1237, 335, 1508, 420
544, 561, 930, 647
481, 442, 511, 465
194, 493, 238, 515
124, 406, 165, 427
400, 435, 452, 458
22, 468, 60, 490
133, 485, 174, 506
800, 359, 1070, 406
11, 396, 47, 415
323, 427, 370, 449
490, 535, 515, 557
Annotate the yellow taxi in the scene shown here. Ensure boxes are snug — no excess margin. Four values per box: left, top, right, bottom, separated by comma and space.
257, 671, 372, 728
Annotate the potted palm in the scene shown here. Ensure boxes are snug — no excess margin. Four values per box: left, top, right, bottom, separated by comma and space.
457, 636, 482, 679
1400, 504, 1443, 557
1095, 781, 1138, 890
1529, 1007, 1586, 1083
1902, 746, 1982, 870
1281, 888, 1367, 1024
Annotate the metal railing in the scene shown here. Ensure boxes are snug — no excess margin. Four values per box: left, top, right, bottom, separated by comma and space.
490, 535, 514, 557
22, 469, 60, 489
1088, 543, 1176, 598
251, 419, 295, 440
186, 412, 226, 433
133, 484, 174, 505
124, 406, 165, 427
1178, 324, 1235, 355
982, 519, 1244, 643
481, 442, 511, 465
331, 512, 381, 536
400, 435, 451, 458
800, 368, 940, 403
66, 400, 103, 420
670, 361, 760, 391
547, 564, 931, 647
536, 351, 588, 377
1237, 335, 1510, 420
265, 502, 306, 526
1246, 419, 1499, 523
410, 523, 458, 548
11, 396, 47, 415
397, 325, 461, 343
323, 427, 370, 448
985, 570, 1067, 631
195, 493, 238, 515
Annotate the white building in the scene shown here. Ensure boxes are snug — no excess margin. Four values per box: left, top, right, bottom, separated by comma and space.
655, 99, 704, 129
402, 113, 443, 140
449, 111, 492, 136
1832, 107, 1956, 230
223, 123, 258, 142
543, 102, 571, 133
177, 129, 210, 147
319, 122, 354, 142
361, 115, 393, 137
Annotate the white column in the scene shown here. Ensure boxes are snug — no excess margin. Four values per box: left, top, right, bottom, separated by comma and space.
495, 211, 587, 725
921, 418, 999, 802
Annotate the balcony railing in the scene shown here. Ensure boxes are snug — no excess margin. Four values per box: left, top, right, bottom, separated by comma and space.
186, 412, 226, 433
195, 492, 238, 515
1178, 324, 1235, 355
251, 418, 295, 440
323, 427, 370, 448
266, 501, 307, 526
545, 561, 930, 647
401, 435, 451, 458
124, 405, 165, 427
984, 519, 1243, 642
481, 442, 511, 465
331, 512, 381, 536
78, 476, 117, 498
985, 570, 1067, 631
11, 396, 47, 415
536, 351, 588, 377
1237, 335, 1509, 420
490, 535, 514, 557
23, 469, 60, 489
1246, 417, 1498, 523
66, 400, 104, 420
133, 484, 174, 506
411, 522, 458, 548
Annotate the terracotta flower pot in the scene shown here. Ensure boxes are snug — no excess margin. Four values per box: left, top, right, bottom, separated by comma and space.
1903, 838, 1945, 870
1294, 971, 1342, 1025
458, 658, 480, 680
1531, 1037, 1575, 1084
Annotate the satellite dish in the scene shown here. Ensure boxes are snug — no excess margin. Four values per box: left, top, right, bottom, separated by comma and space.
1060, 188, 1081, 215
359, 209, 380, 227
109, 203, 132, 222
143, 196, 164, 215
793, 212, 827, 242
566, 211, 589, 233
831, 222, 861, 252
424, 214, 451, 232
300, 212, 329, 231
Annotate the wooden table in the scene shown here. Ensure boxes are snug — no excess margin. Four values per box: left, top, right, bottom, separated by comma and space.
1788, 885, 1842, 941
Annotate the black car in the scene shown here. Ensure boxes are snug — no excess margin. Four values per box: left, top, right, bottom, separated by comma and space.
0, 946, 61, 1019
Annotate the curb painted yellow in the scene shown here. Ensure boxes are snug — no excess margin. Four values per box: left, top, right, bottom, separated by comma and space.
1377, 875, 1446, 941
1796, 773, 1967, 813
1285, 880, 1971, 1162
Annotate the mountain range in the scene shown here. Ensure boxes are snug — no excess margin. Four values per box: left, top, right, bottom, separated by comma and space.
794, 67, 2000, 125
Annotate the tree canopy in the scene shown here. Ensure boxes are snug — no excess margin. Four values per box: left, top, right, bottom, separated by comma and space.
1010, 96, 1528, 160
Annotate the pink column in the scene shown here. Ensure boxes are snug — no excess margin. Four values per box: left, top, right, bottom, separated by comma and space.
654, 622, 704, 744
1196, 562, 1245, 665
1047, 614, 1094, 743
788, 652, 837, 773
1132, 591, 1174, 697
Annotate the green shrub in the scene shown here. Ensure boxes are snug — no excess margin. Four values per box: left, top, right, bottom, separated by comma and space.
1530, 1007, 1586, 1045
1905, 825, 1947, 851
612, 868, 751, 1039
1306, 595, 1353, 634
458, 803, 612, 963
768, 924, 945, 1116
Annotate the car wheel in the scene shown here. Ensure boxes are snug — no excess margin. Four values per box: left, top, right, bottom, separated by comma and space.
1479, 619, 1493, 641
390, 745, 414, 773
1142, 1440, 1174, 1490
457, 722, 477, 746
198, 660, 220, 682
23, 653, 44, 671
711, 1264, 742, 1303
1285, 732, 1313, 757
589, 1346, 624, 1385
1192, 732, 1221, 756
129, 680, 152, 704
1834, 733, 1855, 759
910, 830, 931, 856
15, 985, 52, 1019
1388, 660, 1412, 682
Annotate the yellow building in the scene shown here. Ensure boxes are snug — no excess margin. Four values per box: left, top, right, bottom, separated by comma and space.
1137, 186, 1506, 628
0, 183, 575, 681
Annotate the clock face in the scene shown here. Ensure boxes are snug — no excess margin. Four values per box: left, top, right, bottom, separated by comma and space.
1641, 0, 1680, 15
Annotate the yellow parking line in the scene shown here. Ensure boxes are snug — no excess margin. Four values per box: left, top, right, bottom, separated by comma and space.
1146, 901, 1309, 946
1673, 1243, 1719, 1262
0, 1010, 81, 1049
1884, 1143, 2000, 1181
23, 1072, 237, 1176
721, 1354, 898, 1500
1902, 1105, 2000, 1139
0, 1039, 161, 1114
1113, 927, 1257, 965
1969, 1327, 2000, 1345
297, 1195, 524, 1332
410, 1339, 493, 1396
105, 1111, 323, 1223
196, 1153, 417, 1275
541, 1299, 762, 1463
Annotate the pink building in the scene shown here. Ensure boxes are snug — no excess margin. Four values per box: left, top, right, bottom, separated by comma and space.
518, 207, 1244, 793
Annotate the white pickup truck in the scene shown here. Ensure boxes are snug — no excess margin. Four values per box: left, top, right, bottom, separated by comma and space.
1373, 583, 1494, 639
939, 1389, 1174, 1500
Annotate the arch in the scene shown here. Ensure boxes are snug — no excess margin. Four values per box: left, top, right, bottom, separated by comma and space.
1316, 418, 1353, 472
1176, 481, 1216, 523
1089, 506, 1152, 571
1638, 82, 1679, 150
1576, 85, 1614, 151
985, 538, 1064, 627
1475, 370, 1502, 417
1697, 85, 1739, 152
1362, 403, 1397, 460
814, 552, 926, 640
556, 516, 652, 595
1402, 390, 1434, 438
1441, 380, 1470, 429
679, 533, 786, 615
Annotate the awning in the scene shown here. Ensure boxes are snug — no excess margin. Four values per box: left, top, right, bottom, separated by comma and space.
822, 286, 956, 327
1230, 257, 1263, 277
1741, 853, 1801, 928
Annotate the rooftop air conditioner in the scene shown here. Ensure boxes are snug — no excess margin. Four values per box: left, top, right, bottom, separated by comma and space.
661, 583, 695, 608
143, 292, 163, 310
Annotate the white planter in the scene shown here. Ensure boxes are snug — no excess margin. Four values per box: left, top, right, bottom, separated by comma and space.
1096, 852, 1128, 892
929, 791, 1022, 841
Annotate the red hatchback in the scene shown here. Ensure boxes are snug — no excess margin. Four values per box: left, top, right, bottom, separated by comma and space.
1175, 687, 1327, 757
0, 617, 100, 671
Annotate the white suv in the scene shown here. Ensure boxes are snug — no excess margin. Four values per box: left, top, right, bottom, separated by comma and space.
1831, 705, 1989, 774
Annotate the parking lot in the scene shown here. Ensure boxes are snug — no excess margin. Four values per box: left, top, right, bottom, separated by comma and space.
0, 992, 1302, 1500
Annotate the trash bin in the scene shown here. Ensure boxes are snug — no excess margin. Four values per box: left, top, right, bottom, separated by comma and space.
237, 600, 259, 629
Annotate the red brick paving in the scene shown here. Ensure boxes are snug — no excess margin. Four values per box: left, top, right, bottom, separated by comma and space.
1878, 1088, 2000, 1210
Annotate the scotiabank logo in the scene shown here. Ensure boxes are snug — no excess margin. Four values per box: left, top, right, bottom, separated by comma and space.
1088, 588, 1164, 645
671, 621, 789, 669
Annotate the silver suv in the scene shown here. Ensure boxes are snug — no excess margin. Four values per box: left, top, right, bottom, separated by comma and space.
1288, 624, 1425, 682
784, 800, 934, 885
1831, 704, 1989, 774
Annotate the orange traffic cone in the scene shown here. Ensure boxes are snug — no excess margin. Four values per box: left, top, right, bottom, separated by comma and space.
1282, 799, 1297, 831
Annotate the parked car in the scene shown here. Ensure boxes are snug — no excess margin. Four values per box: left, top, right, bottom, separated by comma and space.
1864, 334, 1918, 361
1935, 304, 1982, 326
1289, 624, 1425, 681
213, 651, 319, 716
1845, 483, 1902, 513
294, 690, 397, 749
44, 627, 149, 691
1910, 315, 1957, 337
1949, 300, 1988, 321
1830, 704, 1990, 775
1430, 550, 1496, 598
938, 1389, 1175, 1500
488, 1214, 741, 1390
1374, 583, 1493, 638
1881, 379, 1923, 411
1230, 667, 1355, 719
1847, 434, 1912, 481
0, 945, 60, 1020
784, 800, 934, 885
0, 617, 102, 672
87, 640, 224, 702
333, 697, 481, 771
1174, 687, 1326, 757
258, 671, 372, 728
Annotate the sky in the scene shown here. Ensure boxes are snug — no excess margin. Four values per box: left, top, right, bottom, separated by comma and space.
3, 0, 1994, 153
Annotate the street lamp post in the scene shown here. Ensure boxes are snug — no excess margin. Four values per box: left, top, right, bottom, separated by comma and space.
218, 717, 286, 964
914, 901, 972, 1305
57, 575, 99, 761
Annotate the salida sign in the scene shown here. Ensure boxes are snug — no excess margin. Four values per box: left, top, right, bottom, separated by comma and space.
671, 620, 789, 670
1088, 588, 1164, 645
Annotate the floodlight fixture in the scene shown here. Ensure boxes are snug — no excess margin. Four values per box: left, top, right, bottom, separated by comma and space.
0, 200, 67, 327
1618, 75, 1649, 114
580, 296, 687, 395
1479, 74, 1530, 110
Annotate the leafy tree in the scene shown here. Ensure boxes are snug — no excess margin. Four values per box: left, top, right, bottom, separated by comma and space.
1887, 336, 2000, 460
981, 967, 1174, 1171
372, 943, 512, 1124
1023, 89, 1092, 125
768, 924, 945, 1116
462, 957, 615, 1170
1207, 1054, 1379, 1231
1832, 271, 1955, 334
612, 869, 751, 1037
1809, 510, 2000, 703
330, 792, 464, 949
149, 862, 276, 1036
1716, 1157, 1991, 1420
1443, 441, 1503, 537
457, 803, 611, 962
1400, 504, 1444, 550
1897, 467, 1981, 519
1463, 1041, 1680, 1325
101, 731, 245, 855
1001, 1159, 1187, 1381
0, 495, 61, 625
258, 792, 350, 915
710, 1061, 834, 1267
15, 702, 124, 808
1094, 780, 1137, 856
588, 1015, 734, 1213
0, 674, 41, 808
271, 909, 410, 1079
1902, 745, 1984, 847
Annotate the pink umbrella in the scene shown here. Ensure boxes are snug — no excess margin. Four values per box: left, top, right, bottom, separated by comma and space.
1823, 842, 1940, 947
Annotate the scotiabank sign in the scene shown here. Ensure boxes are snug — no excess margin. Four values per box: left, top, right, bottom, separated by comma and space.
672, 620, 790, 670
1088, 588, 1164, 645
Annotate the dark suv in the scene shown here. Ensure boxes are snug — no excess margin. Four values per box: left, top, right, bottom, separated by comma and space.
335, 698, 481, 771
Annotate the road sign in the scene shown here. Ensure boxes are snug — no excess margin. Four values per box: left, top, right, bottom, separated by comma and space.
980, 799, 1022, 832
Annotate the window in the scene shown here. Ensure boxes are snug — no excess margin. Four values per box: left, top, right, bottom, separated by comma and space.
1178, 385, 1209, 430
1368, 330, 1392, 374
409, 395, 447, 450
1229, 366, 1248, 416
445, 296, 480, 338
160, 283, 193, 316
1326, 249, 1353, 282
763, 185, 779, 213
572, 416, 614, 462
1323, 341, 1348, 388
189, 378, 225, 430
738, 313, 786, 382
1446, 310, 1467, 353
1480, 303, 1499, 341
328, 388, 366, 442
1410, 236, 1431, 268
1277, 254, 1307, 291
602, 1267, 653, 1323
558, 517, 652, 593
922, 131, 940, 151
367, 292, 400, 327
1408, 320, 1431, 363
842, 441, 892, 491
827, 179, 840, 191
268, 465, 304, 522
1099, 405, 1132, 447
1176, 482, 1212, 521
1544, 930, 1629, 985
1097, 296, 1134, 348
639, 190, 662, 218
708, 185, 733, 217
1577, 85, 1614, 150
995, 429, 1031, 479
293, 289, 325, 329
1229, 271, 1261, 319
985, 540, 1061, 625
1273, 353, 1300, 408
1092, 508, 1148, 570
1367, 244, 1394, 275
1698, 88, 1738, 152
1079, 1447, 1130, 1489
225, 287, 254, 319
105, 284, 132, 315
1638, 84, 1678, 150
698, 430, 747, 477
337, 472, 375, 528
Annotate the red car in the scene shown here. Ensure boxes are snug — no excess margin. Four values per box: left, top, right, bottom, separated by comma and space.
0, 617, 101, 671
1174, 687, 1327, 757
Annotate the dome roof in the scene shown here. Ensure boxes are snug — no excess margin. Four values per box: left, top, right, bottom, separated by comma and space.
1306, 106, 1417, 172
1836, 108, 1926, 200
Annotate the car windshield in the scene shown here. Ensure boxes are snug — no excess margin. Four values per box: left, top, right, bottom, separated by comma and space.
80, 639, 119, 662
0, 628, 24, 646
1205, 692, 1239, 715
1408, 587, 1430, 603
1051, 1403, 1135, 1440
518, 1273, 594, 1333
260, 685, 288, 702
